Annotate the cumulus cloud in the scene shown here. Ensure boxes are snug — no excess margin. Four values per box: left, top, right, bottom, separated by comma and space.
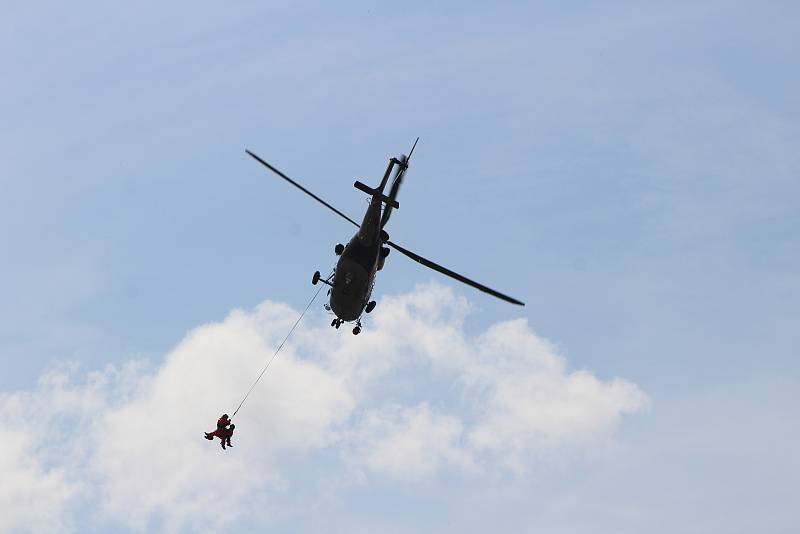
0, 431, 74, 532
350, 403, 473, 480
0, 283, 647, 531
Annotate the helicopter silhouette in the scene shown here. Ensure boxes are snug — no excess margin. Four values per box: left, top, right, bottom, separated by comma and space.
245, 139, 524, 335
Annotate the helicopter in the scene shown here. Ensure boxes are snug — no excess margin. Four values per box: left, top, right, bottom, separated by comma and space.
245, 139, 524, 335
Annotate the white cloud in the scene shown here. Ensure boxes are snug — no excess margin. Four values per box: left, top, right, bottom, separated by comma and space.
467, 320, 648, 465
0, 284, 646, 531
0, 431, 74, 532
351, 403, 473, 480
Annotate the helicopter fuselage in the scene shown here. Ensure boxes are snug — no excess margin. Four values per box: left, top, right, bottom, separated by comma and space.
329, 187, 384, 321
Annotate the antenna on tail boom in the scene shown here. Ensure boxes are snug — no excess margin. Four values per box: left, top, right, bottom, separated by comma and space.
404, 137, 420, 168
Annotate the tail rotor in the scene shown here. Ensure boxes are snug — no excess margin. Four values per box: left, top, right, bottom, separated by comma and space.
381, 138, 418, 229
380, 158, 404, 228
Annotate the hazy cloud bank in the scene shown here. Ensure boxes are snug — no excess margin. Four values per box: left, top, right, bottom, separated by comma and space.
0, 284, 646, 531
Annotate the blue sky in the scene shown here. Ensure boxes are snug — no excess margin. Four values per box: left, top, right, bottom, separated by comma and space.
1, 1, 798, 532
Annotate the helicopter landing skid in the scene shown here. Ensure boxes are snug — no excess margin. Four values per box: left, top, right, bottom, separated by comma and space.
312, 270, 334, 287
330, 317, 362, 335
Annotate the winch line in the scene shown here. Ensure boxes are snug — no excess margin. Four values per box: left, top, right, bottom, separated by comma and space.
231, 282, 326, 420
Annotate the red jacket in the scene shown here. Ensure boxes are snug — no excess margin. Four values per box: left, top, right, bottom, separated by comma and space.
217, 417, 230, 429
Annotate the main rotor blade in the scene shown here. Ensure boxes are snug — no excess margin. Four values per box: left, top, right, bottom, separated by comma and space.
386, 240, 525, 306
246, 149, 360, 228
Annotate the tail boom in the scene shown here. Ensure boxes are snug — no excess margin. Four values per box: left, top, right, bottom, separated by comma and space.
353, 180, 400, 209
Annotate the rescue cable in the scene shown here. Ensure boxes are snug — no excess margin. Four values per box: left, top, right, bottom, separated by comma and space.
230, 282, 326, 420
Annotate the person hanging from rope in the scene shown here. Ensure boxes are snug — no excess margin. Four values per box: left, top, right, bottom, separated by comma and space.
204, 414, 236, 449
210, 281, 325, 446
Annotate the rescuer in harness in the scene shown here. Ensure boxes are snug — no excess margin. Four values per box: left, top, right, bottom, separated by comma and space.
204, 414, 235, 449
